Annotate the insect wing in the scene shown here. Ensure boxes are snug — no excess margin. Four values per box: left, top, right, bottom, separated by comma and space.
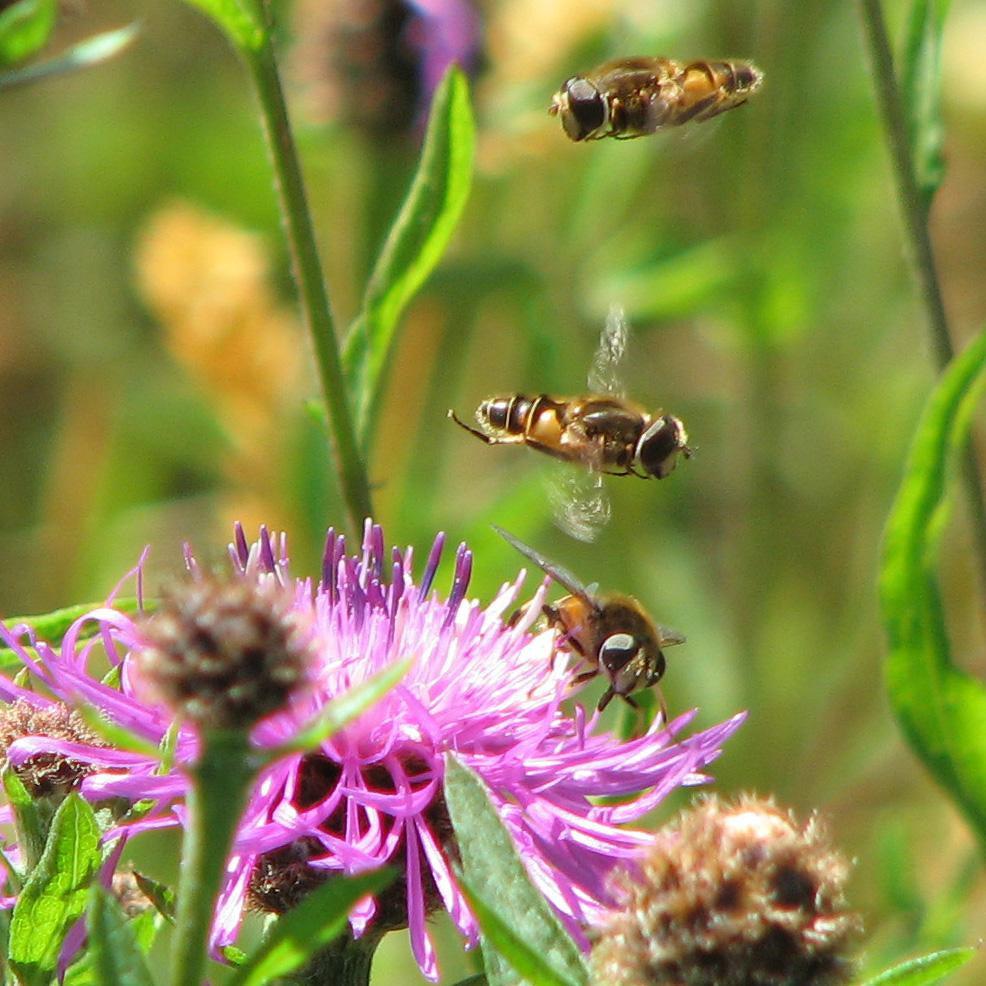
549, 465, 611, 543
587, 304, 629, 397
492, 525, 594, 601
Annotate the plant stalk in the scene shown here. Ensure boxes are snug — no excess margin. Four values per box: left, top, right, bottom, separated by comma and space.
244, 30, 374, 537
855, 0, 986, 591
170, 732, 255, 986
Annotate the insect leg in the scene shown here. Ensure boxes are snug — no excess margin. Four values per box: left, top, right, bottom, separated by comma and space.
448, 409, 499, 444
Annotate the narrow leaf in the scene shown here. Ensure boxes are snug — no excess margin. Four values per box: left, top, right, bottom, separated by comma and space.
458, 878, 582, 986
443, 755, 588, 986
899, 0, 948, 204
858, 947, 978, 986
229, 869, 394, 986
2, 766, 45, 876
0, 21, 138, 90
9, 794, 102, 985
0, 597, 145, 648
0, 0, 55, 69
344, 67, 476, 438
86, 886, 155, 986
132, 871, 176, 923
880, 328, 986, 844
269, 657, 412, 757
179, 0, 266, 51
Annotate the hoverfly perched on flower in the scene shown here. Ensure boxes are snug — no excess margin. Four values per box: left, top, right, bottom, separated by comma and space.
495, 525, 684, 713
449, 306, 691, 541
550, 56, 763, 141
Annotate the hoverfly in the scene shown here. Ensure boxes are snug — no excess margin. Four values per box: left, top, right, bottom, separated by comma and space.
550, 56, 762, 141
495, 525, 683, 712
449, 306, 691, 541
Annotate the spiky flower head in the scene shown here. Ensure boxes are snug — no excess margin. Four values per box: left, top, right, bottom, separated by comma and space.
589, 794, 861, 986
0, 523, 743, 981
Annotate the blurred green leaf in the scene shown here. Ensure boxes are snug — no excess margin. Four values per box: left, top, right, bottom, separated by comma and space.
345, 68, 476, 439
86, 886, 155, 986
229, 869, 394, 986
900, 0, 949, 206
443, 754, 588, 986
0, 21, 138, 91
858, 947, 977, 986
9, 794, 102, 986
0, 0, 55, 69
1, 597, 145, 647
879, 328, 986, 845
179, 0, 266, 51
132, 871, 176, 924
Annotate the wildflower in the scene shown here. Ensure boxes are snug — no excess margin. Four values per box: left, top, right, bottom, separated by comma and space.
589, 794, 861, 986
290, 0, 482, 135
0, 523, 744, 981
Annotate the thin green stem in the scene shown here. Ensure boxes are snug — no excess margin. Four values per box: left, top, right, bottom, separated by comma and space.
170, 732, 256, 986
243, 30, 374, 538
855, 0, 986, 592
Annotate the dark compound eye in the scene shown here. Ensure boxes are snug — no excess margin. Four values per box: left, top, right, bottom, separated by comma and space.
562, 77, 606, 140
637, 416, 685, 479
599, 632, 638, 673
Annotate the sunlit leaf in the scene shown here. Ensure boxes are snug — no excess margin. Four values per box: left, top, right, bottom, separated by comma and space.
2, 767, 43, 877
344, 68, 476, 439
879, 328, 986, 844
9, 794, 102, 986
900, 0, 949, 206
0, 21, 138, 90
86, 886, 155, 986
179, 0, 266, 51
858, 947, 977, 986
0, 0, 55, 69
229, 869, 393, 986
444, 755, 588, 986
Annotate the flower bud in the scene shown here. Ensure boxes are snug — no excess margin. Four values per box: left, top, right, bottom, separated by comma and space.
137, 578, 310, 731
589, 794, 862, 986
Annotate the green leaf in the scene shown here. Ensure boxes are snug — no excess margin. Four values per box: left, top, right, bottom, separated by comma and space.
9, 794, 102, 986
0, 0, 55, 69
858, 947, 978, 986
458, 878, 582, 986
269, 657, 412, 758
879, 328, 986, 845
344, 67, 476, 439
0, 597, 146, 646
132, 871, 176, 923
229, 869, 394, 986
443, 755, 588, 986
2, 766, 46, 876
0, 21, 138, 90
899, 0, 949, 205
179, 0, 266, 51
86, 886, 155, 986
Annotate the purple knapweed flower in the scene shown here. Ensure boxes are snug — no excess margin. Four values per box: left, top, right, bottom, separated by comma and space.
0, 523, 744, 981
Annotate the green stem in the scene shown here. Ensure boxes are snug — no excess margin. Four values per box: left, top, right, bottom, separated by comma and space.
243, 28, 374, 537
170, 732, 256, 986
284, 930, 382, 986
855, 0, 986, 592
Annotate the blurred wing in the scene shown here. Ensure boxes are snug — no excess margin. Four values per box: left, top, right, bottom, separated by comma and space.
587, 304, 629, 397
549, 465, 611, 543
493, 524, 593, 599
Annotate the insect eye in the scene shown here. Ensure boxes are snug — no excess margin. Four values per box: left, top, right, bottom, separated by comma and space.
599, 632, 639, 672
562, 77, 606, 140
637, 416, 686, 479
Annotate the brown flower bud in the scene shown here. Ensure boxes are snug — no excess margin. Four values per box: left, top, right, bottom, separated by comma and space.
137, 578, 311, 731
589, 794, 862, 986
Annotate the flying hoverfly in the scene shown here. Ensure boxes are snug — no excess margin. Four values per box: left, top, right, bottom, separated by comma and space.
495, 525, 683, 712
449, 306, 691, 541
550, 56, 763, 141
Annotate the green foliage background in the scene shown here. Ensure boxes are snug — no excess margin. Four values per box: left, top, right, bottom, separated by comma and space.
0, 0, 985, 981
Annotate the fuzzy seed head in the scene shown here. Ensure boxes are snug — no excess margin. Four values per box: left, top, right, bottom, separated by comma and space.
137, 578, 311, 730
589, 794, 862, 986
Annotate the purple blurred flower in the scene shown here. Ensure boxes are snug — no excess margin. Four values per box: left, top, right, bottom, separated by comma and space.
0, 523, 744, 981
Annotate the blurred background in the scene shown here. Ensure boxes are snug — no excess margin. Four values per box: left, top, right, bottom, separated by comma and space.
1, 0, 985, 981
